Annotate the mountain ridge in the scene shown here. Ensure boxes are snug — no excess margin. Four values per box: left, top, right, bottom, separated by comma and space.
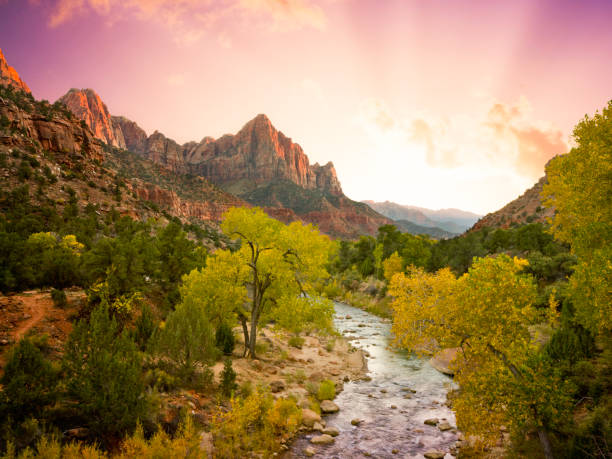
57, 87, 389, 238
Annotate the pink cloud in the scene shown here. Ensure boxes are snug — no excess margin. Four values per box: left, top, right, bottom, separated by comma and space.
44, 0, 331, 38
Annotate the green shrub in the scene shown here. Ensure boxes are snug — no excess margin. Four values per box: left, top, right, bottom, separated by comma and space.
0, 338, 59, 423
215, 322, 235, 356
62, 304, 149, 438
50, 288, 67, 308
288, 336, 304, 349
132, 304, 156, 351
219, 359, 238, 398
317, 379, 336, 401
151, 302, 217, 385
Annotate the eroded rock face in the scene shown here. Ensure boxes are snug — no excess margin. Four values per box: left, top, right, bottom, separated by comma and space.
187, 114, 343, 196
130, 182, 243, 221
58, 88, 126, 149
112, 116, 147, 153
0, 48, 31, 94
0, 96, 104, 163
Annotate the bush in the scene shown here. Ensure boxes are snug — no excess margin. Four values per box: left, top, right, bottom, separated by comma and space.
288, 336, 304, 349
219, 359, 238, 398
151, 302, 217, 385
62, 304, 149, 439
50, 288, 67, 308
0, 338, 59, 423
132, 304, 156, 351
215, 322, 235, 356
317, 379, 336, 401
212, 388, 301, 458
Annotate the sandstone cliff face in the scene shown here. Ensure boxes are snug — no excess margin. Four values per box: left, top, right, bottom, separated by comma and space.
112, 116, 147, 153
58, 89, 126, 149
143, 130, 186, 173
470, 175, 554, 231
131, 181, 244, 221
187, 114, 343, 196
0, 96, 104, 163
0, 49, 31, 94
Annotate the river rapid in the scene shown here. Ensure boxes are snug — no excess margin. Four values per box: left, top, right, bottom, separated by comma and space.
288, 301, 458, 458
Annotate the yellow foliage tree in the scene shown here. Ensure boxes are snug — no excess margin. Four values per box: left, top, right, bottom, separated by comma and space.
182, 207, 333, 358
382, 251, 403, 283
389, 255, 572, 458
542, 100, 612, 335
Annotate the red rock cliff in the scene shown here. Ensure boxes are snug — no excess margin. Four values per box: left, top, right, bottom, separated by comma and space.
0, 49, 31, 94
186, 114, 343, 196
58, 88, 126, 149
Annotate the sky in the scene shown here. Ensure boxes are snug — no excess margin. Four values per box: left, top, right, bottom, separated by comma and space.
1, 0, 611, 214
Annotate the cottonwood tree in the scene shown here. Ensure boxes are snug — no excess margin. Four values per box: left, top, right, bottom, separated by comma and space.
182, 207, 332, 358
543, 100, 612, 335
389, 255, 573, 459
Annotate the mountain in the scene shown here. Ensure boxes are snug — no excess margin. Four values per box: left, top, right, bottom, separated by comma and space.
0, 49, 30, 94
393, 220, 457, 239
363, 200, 480, 234
0, 56, 244, 241
56, 88, 389, 238
470, 175, 554, 231
58, 88, 126, 149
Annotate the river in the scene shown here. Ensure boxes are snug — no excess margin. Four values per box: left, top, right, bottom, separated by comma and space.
288, 301, 458, 458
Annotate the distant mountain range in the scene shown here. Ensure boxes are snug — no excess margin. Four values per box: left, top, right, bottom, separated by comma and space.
362, 200, 480, 236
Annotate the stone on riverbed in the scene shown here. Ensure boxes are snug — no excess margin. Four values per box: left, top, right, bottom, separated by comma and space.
351, 418, 362, 426
304, 446, 316, 456
320, 400, 339, 413
424, 418, 439, 426
310, 434, 334, 445
424, 450, 446, 459
312, 422, 324, 432
302, 409, 321, 427
322, 426, 339, 437
438, 421, 452, 431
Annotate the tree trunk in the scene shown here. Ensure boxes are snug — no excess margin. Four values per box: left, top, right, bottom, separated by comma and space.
240, 315, 249, 357
537, 428, 554, 459
248, 320, 257, 358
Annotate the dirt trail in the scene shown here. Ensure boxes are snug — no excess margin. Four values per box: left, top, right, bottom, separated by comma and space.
13, 293, 53, 340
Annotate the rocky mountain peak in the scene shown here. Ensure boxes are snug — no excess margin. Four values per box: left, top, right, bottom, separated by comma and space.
0, 48, 31, 94
58, 88, 126, 149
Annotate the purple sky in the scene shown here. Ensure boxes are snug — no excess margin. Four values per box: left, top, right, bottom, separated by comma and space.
2, 0, 611, 213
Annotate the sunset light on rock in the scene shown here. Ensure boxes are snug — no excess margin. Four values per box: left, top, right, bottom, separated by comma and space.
0, 2, 611, 458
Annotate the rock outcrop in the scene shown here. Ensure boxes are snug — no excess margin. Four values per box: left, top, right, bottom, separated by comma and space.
0, 48, 31, 94
112, 116, 147, 153
0, 96, 104, 164
130, 181, 244, 221
58, 88, 126, 149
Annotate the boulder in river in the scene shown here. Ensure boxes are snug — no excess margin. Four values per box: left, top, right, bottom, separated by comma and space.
304, 446, 316, 457
310, 434, 334, 445
322, 426, 339, 437
424, 418, 439, 426
320, 400, 339, 413
429, 347, 459, 375
351, 418, 362, 426
438, 421, 452, 431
